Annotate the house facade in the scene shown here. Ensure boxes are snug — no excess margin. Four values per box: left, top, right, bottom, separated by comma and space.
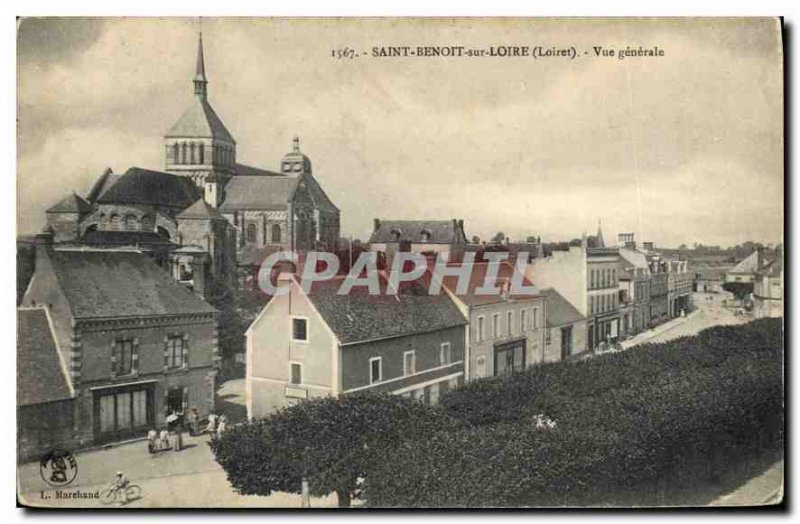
541, 288, 587, 359
436, 262, 548, 380
667, 259, 693, 317
524, 234, 621, 353
369, 219, 468, 266
20, 233, 219, 448
246, 273, 467, 418
753, 257, 783, 319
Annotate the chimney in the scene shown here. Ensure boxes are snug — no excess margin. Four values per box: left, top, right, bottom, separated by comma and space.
373, 218, 381, 231
643, 241, 654, 251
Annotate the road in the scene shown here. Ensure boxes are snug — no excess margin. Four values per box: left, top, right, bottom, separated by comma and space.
621, 291, 748, 349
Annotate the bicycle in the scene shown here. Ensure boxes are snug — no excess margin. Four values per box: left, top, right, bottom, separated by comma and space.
99, 484, 142, 505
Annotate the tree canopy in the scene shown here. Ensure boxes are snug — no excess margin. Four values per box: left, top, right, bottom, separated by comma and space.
209, 392, 458, 506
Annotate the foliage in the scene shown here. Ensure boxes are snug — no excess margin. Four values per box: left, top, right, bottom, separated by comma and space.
364, 319, 784, 507
490, 232, 506, 244
722, 281, 755, 302
209, 392, 460, 506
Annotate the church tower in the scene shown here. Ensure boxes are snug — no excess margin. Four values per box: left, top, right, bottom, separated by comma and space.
164, 32, 237, 188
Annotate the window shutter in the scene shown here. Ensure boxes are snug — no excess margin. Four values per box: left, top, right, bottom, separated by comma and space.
182, 334, 189, 368
132, 338, 140, 375
163, 336, 169, 371
110, 340, 118, 376
182, 387, 189, 413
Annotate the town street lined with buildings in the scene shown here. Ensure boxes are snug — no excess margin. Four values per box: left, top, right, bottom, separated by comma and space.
16, 22, 783, 508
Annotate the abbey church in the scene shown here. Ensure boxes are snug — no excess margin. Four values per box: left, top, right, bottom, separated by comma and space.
44, 33, 341, 291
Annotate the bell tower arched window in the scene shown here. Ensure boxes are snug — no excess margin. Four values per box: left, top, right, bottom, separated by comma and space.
181, 143, 188, 164
173, 143, 180, 164
246, 223, 257, 244
198, 143, 204, 164
271, 224, 282, 243
190, 143, 196, 164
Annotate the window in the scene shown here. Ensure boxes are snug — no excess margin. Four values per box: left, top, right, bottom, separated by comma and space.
403, 351, 416, 376
97, 389, 149, 434
440, 343, 452, 365
546, 329, 552, 345
494, 339, 525, 376
198, 143, 204, 164
272, 224, 282, 243
492, 314, 500, 338
246, 223, 257, 244
507, 311, 514, 336
140, 216, 153, 232
114, 339, 134, 376
476, 356, 487, 378
166, 336, 184, 369
477, 316, 485, 342
292, 318, 308, 342
290, 363, 302, 385
533, 307, 539, 329
590, 270, 595, 289
124, 214, 138, 231
109, 214, 121, 231
190, 142, 196, 163
172, 143, 180, 163
520, 309, 527, 332
369, 357, 382, 384
181, 142, 188, 164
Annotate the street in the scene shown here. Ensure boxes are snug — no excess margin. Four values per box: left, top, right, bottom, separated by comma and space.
621, 291, 747, 349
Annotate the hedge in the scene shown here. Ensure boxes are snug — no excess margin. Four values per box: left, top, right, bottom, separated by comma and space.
364, 318, 783, 507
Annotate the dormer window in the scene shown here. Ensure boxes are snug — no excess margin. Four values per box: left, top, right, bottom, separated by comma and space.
391, 228, 402, 242
420, 229, 432, 242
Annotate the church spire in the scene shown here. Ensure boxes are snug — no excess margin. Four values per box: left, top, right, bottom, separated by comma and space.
596, 219, 605, 248
194, 31, 208, 99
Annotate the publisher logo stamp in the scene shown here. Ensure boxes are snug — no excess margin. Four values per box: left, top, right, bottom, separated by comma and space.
40, 449, 78, 487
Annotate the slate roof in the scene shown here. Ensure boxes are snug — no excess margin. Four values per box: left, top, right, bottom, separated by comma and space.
17, 308, 73, 406
369, 220, 465, 244
218, 176, 300, 212
79, 229, 176, 249
619, 248, 649, 269
47, 250, 216, 319
234, 163, 282, 177
541, 288, 585, 328
760, 257, 783, 278
177, 199, 228, 221
97, 167, 201, 210
165, 97, 235, 143
728, 250, 761, 274
301, 172, 340, 213
46, 192, 93, 214
303, 274, 467, 345
86, 168, 121, 203
436, 262, 540, 307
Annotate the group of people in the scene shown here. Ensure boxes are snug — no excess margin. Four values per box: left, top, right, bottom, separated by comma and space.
147, 408, 229, 454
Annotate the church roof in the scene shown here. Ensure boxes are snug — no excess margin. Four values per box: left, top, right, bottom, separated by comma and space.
86, 168, 121, 203
165, 97, 236, 143
234, 163, 282, 177
47, 250, 216, 319
98, 167, 200, 210
218, 175, 301, 212
46, 192, 92, 214
178, 199, 228, 221
301, 172, 340, 213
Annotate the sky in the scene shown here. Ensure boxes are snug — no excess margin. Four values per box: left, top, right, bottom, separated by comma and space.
17, 17, 783, 247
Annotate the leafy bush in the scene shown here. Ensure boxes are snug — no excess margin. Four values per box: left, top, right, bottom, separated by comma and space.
365, 319, 783, 506
210, 392, 459, 506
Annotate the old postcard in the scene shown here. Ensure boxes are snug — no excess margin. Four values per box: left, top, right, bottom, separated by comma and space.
16, 17, 783, 508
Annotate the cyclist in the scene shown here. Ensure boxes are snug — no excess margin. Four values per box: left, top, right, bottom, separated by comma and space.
111, 471, 130, 504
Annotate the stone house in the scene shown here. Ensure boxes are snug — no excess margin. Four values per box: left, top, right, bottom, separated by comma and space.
369, 219, 468, 267
20, 233, 219, 448
540, 288, 587, 359
434, 261, 547, 380
245, 272, 467, 418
